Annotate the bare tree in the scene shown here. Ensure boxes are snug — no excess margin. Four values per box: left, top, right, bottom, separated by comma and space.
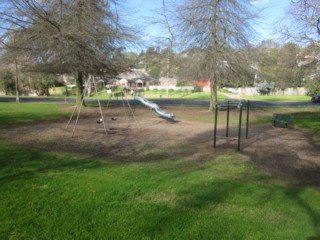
173, 0, 258, 110
278, 0, 320, 43
0, 0, 135, 104
160, 0, 175, 79
145, 0, 176, 96
279, 1, 320, 95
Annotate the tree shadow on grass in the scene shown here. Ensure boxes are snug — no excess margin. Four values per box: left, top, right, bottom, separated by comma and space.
0, 142, 104, 184
135, 179, 247, 239
285, 188, 320, 240
241, 124, 320, 239
178, 123, 320, 239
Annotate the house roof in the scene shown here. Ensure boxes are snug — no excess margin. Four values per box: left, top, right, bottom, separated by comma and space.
118, 68, 150, 81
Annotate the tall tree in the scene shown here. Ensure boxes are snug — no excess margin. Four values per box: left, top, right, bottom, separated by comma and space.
279, 0, 320, 43
174, 0, 258, 110
159, 0, 175, 79
279, 1, 320, 95
254, 44, 279, 85
0, 0, 134, 104
277, 42, 301, 89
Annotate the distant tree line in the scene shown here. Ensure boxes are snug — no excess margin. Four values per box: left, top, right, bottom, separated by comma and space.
1, 39, 320, 97
124, 39, 320, 96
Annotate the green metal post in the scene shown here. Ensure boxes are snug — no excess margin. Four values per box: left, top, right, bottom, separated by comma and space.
226, 100, 230, 137
246, 100, 250, 139
237, 104, 243, 151
213, 103, 218, 148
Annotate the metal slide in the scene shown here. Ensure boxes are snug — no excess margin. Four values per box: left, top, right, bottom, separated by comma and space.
134, 96, 174, 120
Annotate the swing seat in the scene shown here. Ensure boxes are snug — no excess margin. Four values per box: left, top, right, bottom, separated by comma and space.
97, 118, 103, 124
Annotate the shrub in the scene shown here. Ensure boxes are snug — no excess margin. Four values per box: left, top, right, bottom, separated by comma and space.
255, 80, 275, 95
305, 74, 320, 96
0, 70, 15, 95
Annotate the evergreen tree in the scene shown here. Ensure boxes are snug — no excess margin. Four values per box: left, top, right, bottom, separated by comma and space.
0, 0, 134, 104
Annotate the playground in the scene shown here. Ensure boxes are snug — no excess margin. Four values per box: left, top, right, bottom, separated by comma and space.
1, 104, 320, 185
2, 102, 320, 239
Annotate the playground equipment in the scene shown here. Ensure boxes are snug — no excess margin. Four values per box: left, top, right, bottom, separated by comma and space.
66, 78, 179, 136
67, 75, 107, 137
66, 76, 135, 137
134, 95, 175, 120
105, 86, 135, 121
213, 99, 250, 151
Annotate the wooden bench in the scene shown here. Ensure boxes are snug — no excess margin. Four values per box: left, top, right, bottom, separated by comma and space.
272, 114, 294, 128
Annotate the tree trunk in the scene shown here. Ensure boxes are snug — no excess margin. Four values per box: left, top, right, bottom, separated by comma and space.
13, 35, 19, 103
75, 1, 85, 106
76, 71, 84, 105
208, 0, 218, 112
87, 74, 92, 96
14, 57, 19, 103
209, 80, 218, 111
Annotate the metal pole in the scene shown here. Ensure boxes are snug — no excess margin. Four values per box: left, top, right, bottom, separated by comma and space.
66, 78, 90, 128
93, 76, 107, 135
246, 100, 250, 139
71, 85, 87, 138
237, 104, 243, 151
124, 93, 136, 121
226, 100, 230, 137
213, 103, 218, 148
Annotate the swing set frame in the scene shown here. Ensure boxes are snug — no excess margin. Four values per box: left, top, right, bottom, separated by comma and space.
66, 75, 135, 137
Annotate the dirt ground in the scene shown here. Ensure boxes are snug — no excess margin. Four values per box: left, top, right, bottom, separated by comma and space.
1, 105, 320, 186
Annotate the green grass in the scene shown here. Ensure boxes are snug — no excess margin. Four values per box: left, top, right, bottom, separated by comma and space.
249, 106, 320, 136
1, 103, 320, 239
245, 95, 310, 102
44, 89, 226, 100
0, 102, 69, 124
49, 86, 66, 95
106, 91, 226, 100
1, 142, 320, 239
293, 111, 320, 135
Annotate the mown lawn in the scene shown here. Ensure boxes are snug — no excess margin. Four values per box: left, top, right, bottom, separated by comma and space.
249, 106, 320, 137
1, 102, 320, 239
48, 87, 226, 100
91, 91, 226, 100
2, 142, 320, 240
0, 102, 69, 124
244, 95, 310, 102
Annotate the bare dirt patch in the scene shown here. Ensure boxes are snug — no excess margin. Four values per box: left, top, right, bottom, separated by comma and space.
1, 105, 320, 186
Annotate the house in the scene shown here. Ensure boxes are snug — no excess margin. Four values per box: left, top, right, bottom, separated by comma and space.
159, 77, 177, 87
296, 54, 319, 67
195, 79, 210, 92
114, 68, 155, 88
119, 78, 128, 87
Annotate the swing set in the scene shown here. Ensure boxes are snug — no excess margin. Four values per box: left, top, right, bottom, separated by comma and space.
66, 75, 135, 137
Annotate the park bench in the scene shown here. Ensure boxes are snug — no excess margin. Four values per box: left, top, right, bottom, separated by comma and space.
272, 113, 294, 128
